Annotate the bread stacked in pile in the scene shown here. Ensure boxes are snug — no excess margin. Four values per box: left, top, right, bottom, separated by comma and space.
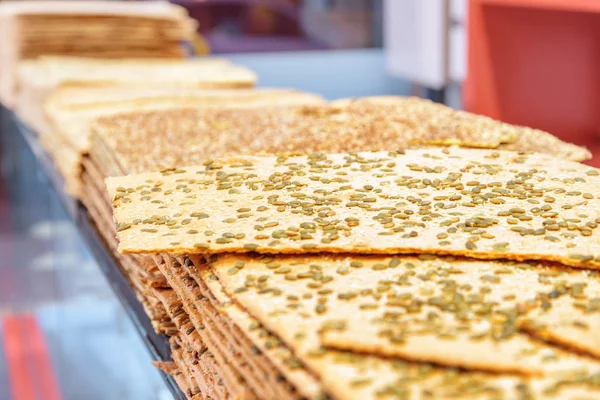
76, 89, 327, 329
9, 55, 317, 330
14, 56, 266, 196
77, 91, 600, 398
8, 48, 600, 398
104, 141, 600, 399
16, 56, 257, 135
79, 97, 591, 342
101, 146, 600, 399
0, 0, 196, 106
46, 84, 320, 194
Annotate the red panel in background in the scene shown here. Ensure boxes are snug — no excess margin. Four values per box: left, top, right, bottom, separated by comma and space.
2, 314, 63, 400
465, 0, 600, 166
23, 315, 63, 400
2, 315, 36, 400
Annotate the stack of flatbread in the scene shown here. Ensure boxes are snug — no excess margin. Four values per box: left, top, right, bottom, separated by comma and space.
43, 85, 323, 196
78, 89, 325, 333
0, 0, 196, 107
78, 95, 600, 398
14, 56, 257, 137
106, 148, 600, 400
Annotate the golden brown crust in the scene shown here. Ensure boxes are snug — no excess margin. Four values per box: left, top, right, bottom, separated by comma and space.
46, 87, 323, 198
91, 96, 533, 177
334, 97, 591, 162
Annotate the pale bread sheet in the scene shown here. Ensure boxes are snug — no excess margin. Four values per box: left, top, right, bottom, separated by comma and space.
184, 256, 324, 400
210, 253, 600, 375
47, 86, 323, 115
182, 254, 600, 400
49, 88, 325, 154
521, 297, 600, 360
20, 49, 188, 59
107, 149, 600, 269
0, 1, 189, 19
17, 57, 256, 89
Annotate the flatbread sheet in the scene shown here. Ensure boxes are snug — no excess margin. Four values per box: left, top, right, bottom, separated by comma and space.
211, 253, 600, 375
107, 148, 600, 269
48, 88, 324, 196
165, 254, 600, 400
91, 96, 534, 177
333, 97, 591, 162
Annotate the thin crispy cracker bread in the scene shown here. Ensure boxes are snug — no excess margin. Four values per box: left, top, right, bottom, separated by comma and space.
154, 358, 204, 400
59, 88, 323, 154
321, 96, 517, 148
498, 131, 591, 163
171, 254, 600, 400
47, 85, 324, 112
521, 297, 600, 360
169, 334, 222, 400
152, 288, 230, 400
14, 56, 255, 132
82, 159, 176, 334
188, 257, 523, 400
106, 149, 600, 269
17, 56, 256, 89
0, 1, 190, 19
0, 1, 196, 106
329, 96, 517, 148
50, 88, 324, 149
333, 96, 591, 162
160, 266, 301, 399
183, 256, 324, 400
153, 256, 298, 399
46, 88, 324, 196
211, 253, 600, 375
90, 96, 531, 177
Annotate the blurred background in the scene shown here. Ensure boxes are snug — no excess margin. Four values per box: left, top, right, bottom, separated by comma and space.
1, 0, 599, 399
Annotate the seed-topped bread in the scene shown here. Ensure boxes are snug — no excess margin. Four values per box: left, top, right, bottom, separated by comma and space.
106, 148, 600, 269
209, 252, 600, 375
169, 253, 600, 400
46, 87, 324, 196
332, 97, 591, 162
106, 147, 600, 398
92, 96, 590, 181
47, 86, 325, 153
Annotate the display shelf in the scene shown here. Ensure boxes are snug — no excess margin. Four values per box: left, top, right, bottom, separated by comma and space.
3, 108, 184, 400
